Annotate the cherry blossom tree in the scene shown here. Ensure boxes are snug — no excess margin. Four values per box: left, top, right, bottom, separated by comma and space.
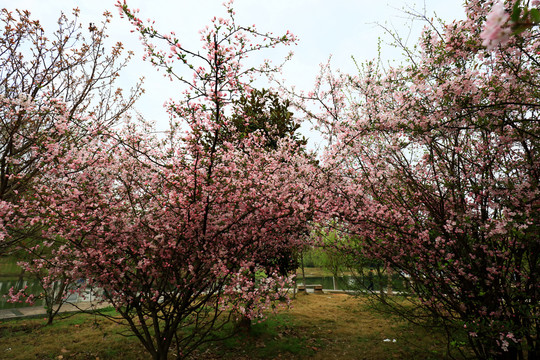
0, 8, 141, 254
17, 2, 317, 359
0, 7, 142, 324
305, 1, 539, 358
24, 124, 315, 359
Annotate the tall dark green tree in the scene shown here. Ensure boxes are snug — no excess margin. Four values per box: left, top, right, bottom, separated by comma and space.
226, 88, 306, 150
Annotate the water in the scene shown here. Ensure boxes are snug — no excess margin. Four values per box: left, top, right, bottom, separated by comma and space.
295, 274, 411, 292
296, 275, 358, 290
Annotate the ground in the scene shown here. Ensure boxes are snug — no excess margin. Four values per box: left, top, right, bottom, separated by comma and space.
196, 293, 449, 360
0, 293, 454, 359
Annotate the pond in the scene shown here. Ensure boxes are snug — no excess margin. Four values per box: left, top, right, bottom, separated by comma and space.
295, 273, 411, 293
296, 275, 356, 290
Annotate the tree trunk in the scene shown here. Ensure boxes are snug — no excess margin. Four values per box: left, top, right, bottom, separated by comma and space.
386, 268, 393, 296
301, 253, 306, 288
235, 315, 252, 333
376, 266, 385, 298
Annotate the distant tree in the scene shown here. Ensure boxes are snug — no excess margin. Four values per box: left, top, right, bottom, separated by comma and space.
229, 88, 309, 330
230, 88, 309, 279
226, 88, 306, 150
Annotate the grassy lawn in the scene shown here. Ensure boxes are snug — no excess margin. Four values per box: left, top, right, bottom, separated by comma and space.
0, 293, 458, 360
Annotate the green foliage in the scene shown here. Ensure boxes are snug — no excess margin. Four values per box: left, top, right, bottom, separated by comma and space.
531, 8, 540, 23
227, 88, 306, 150
301, 247, 327, 268
511, 0, 540, 34
310, 225, 358, 278
0, 256, 23, 278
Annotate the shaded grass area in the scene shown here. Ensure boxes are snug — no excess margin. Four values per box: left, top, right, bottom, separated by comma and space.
0, 311, 147, 359
0, 293, 458, 359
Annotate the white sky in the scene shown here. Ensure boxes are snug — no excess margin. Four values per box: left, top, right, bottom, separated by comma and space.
4, 0, 467, 134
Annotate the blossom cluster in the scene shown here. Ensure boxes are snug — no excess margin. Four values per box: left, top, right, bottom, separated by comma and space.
480, 1, 512, 50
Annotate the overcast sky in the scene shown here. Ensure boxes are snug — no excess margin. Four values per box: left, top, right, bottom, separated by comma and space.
5, 0, 467, 133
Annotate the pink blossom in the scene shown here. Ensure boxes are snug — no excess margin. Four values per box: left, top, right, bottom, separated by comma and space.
5, 286, 35, 305
480, 1, 512, 51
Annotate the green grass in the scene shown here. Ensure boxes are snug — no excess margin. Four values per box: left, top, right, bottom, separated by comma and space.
0, 294, 463, 359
